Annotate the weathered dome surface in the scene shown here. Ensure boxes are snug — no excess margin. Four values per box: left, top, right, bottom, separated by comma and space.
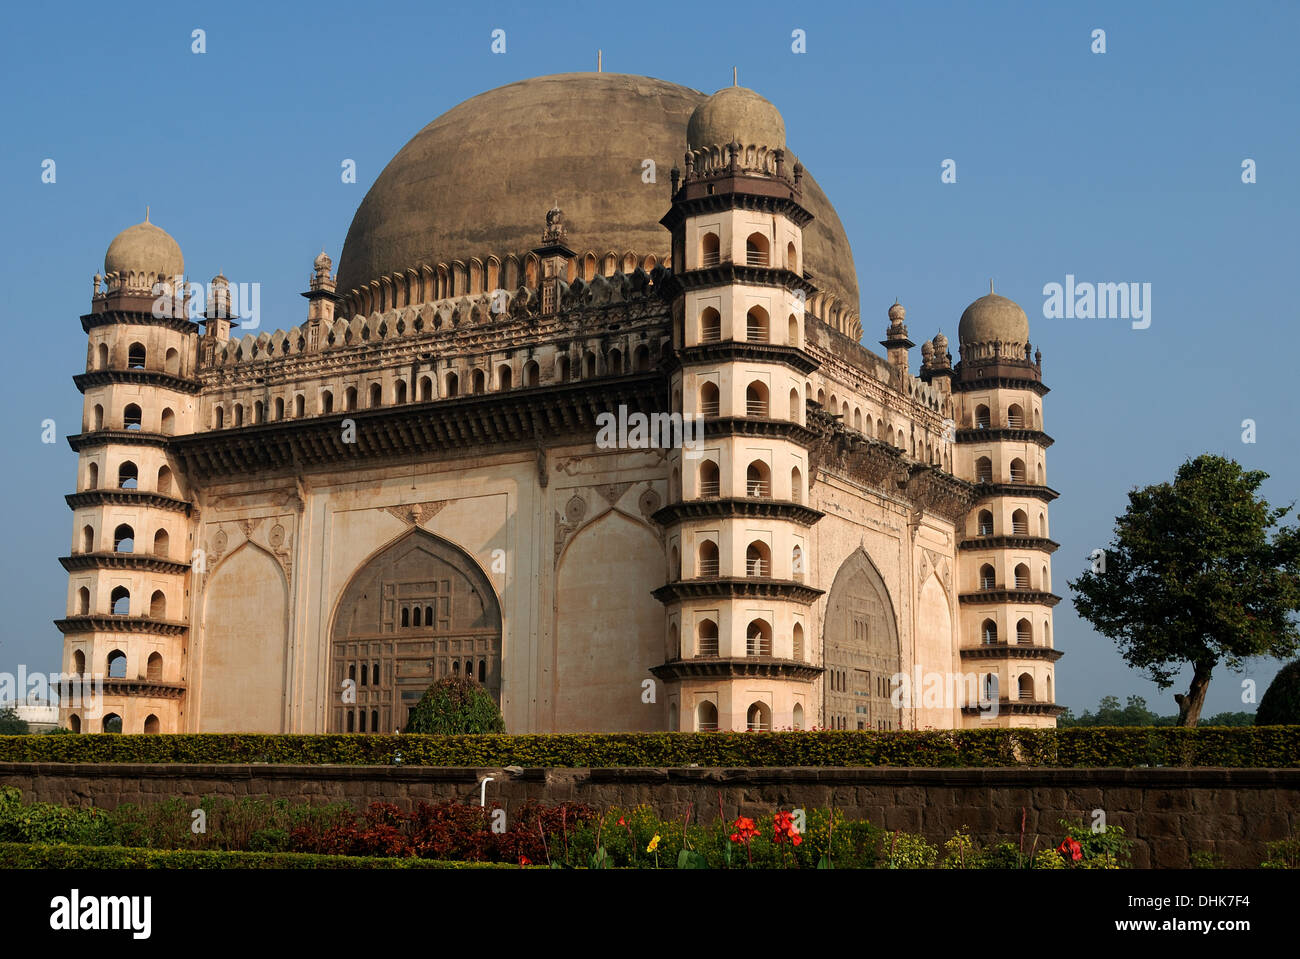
687, 85, 786, 151
104, 220, 183, 278
335, 73, 858, 315
958, 292, 1029, 345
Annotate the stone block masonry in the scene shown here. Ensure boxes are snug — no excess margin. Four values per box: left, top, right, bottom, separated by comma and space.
2, 764, 1296, 868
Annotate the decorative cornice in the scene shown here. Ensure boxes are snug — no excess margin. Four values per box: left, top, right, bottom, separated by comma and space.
956, 428, 1054, 448
66, 490, 193, 515
702, 416, 821, 446
959, 535, 1059, 553
959, 644, 1066, 662
670, 341, 821, 376
652, 498, 824, 528
662, 264, 816, 299
90, 679, 187, 700
650, 657, 824, 682
73, 369, 202, 395
67, 430, 170, 452
651, 577, 824, 605
961, 700, 1066, 717
54, 616, 189, 636
660, 188, 814, 231
59, 552, 191, 575
81, 309, 200, 335
973, 483, 1060, 503
953, 373, 1050, 397
959, 590, 1062, 607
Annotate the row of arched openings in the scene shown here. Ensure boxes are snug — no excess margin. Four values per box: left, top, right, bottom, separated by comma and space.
66, 713, 161, 734
80, 523, 171, 558
979, 618, 1051, 646
77, 584, 171, 619
92, 341, 181, 376
84, 461, 172, 495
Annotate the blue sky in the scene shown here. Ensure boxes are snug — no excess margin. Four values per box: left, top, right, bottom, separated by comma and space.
1, 0, 1296, 718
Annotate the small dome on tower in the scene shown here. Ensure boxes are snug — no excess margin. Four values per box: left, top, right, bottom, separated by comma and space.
958, 287, 1029, 346
313, 250, 332, 271
104, 217, 183, 279
687, 86, 786, 151
933, 331, 948, 352
888, 300, 906, 323
921, 340, 935, 359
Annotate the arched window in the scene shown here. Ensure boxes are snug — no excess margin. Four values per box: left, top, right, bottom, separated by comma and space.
697, 540, 719, 577
977, 510, 994, 536
152, 528, 169, 557
412, 607, 421, 628
791, 466, 803, 505
974, 457, 993, 483
816, 388, 825, 406
1012, 509, 1029, 535
1007, 404, 1024, 428
113, 524, 134, 553
76, 587, 90, 615
699, 382, 720, 416
698, 460, 720, 498
160, 408, 175, 435
149, 589, 166, 619
92, 404, 104, 431
344, 387, 357, 411
745, 306, 769, 343
110, 588, 130, 616
96, 343, 109, 369
792, 623, 804, 660
165, 348, 179, 375
147, 652, 163, 681
347, 711, 355, 732
606, 349, 622, 375
293, 394, 305, 417
979, 564, 996, 590
123, 404, 142, 430
792, 702, 804, 730
401, 607, 409, 627
1009, 458, 1027, 483
700, 232, 720, 267
233, 404, 244, 427
69, 713, 81, 733
974, 404, 990, 429
697, 619, 719, 657
584, 352, 597, 377
745, 381, 769, 417
103, 713, 122, 734
498, 365, 513, 390
787, 241, 798, 273
1016, 618, 1033, 645
746, 619, 772, 656
557, 355, 571, 382
275, 396, 286, 419
981, 619, 997, 645
396, 380, 408, 403
745, 541, 770, 577
471, 370, 485, 394
788, 388, 800, 421
853, 408, 863, 431
787, 314, 799, 347
1018, 673, 1035, 700
86, 462, 98, 490
746, 460, 771, 498
1014, 563, 1031, 589
73, 649, 86, 675
418, 377, 433, 402
669, 701, 679, 731
525, 360, 541, 386
983, 673, 998, 702
144, 714, 160, 734
745, 232, 770, 267
321, 391, 334, 414
118, 461, 137, 489
696, 700, 719, 731
632, 346, 650, 373
669, 544, 679, 581
792, 544, 804, 580
746, 701, 771, 731
81, 525, 94, 553
127, 342, 146, 369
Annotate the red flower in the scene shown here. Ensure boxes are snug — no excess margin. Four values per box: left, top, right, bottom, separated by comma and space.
1057, 837, 1082, 862
518, 855, 531, 866
773, 810, 803, 846
617, 817, 626, 827
730, 816, 760, 844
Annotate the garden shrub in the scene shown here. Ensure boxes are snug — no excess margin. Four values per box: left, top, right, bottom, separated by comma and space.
1257, 660, 1300, 726
403, 677, 505, 735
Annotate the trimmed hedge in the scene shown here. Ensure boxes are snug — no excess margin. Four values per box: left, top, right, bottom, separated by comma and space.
0, 727, 1297, 767
0, 842, 513, 869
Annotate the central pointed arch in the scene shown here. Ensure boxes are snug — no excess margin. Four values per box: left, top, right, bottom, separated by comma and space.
823, 547, 901, 730
328, 527, 502, 733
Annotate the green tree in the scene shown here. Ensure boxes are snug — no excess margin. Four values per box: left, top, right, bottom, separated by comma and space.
1256, 659, 1300, 725
404, 676, 505, 735
0, 707, 29, 735
1070, 455, 1300, 726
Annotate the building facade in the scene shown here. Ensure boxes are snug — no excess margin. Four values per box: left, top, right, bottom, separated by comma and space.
56, 73, 1063, 735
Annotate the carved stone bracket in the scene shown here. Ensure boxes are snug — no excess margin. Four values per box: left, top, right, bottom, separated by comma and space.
382, 500, 450, 527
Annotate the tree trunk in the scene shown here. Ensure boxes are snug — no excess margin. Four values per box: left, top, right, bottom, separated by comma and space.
1174, 663, 1214, 726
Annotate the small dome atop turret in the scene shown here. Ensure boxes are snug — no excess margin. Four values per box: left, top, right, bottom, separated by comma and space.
687, 86, 786, 151
104, 216, 183, 279
313, 250, 332, 271
958, 286, 1029, 346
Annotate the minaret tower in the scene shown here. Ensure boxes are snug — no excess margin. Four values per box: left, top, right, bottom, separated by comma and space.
950, 284, 1063, 727
57, 216, 199, 733
651, 86, 824, 733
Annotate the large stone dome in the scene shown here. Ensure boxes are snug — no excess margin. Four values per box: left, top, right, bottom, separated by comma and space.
958, 291, 1029, 346
104, 218, 183, 279
335, 73, 858, 316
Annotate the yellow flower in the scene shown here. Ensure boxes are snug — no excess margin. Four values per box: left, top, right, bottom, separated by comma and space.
647, 834, 661, 853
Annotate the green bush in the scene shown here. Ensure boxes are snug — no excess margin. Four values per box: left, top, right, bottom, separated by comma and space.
0, 708, 28, 735
1257, 660, 1300, 726
0, 727, 1296, 767
404, 677, 505, 735
0, 842, 513, 869
0, 787, 114, 845
1260, 833, 1300, 869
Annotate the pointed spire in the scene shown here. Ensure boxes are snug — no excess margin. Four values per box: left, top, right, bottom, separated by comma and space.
597, 49, 602, 72
145, 205, 150, 223
989, 278, 994, 294
733, 66, 738, 86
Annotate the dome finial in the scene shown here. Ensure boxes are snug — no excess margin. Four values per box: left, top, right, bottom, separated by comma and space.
733, 66, 738, 87
597, 49, 602, 72
145, 205, 150, 223
989, 278, 994, 294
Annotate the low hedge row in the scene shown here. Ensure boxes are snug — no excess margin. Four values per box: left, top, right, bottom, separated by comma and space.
0, 842, 511, 869
0, 727, 1297, 767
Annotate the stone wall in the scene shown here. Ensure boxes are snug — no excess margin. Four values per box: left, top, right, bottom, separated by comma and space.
3, 763, 1296, 868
